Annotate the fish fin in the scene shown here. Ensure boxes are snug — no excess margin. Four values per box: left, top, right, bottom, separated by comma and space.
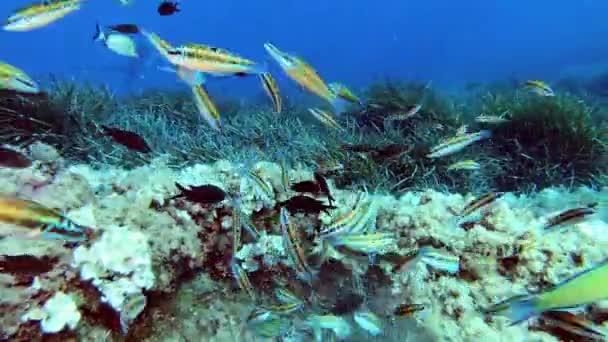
93, 22, 105, 41
504, 297, 539, 325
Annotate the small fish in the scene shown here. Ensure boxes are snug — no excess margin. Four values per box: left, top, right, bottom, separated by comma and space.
240, 168, 274, 203
192, 84, 221, 131
119, 293, 146, 335
328, 82, 362, 106
353, 310, 382, 336
447, 160, 480, 172
543, 204, 597, 230
417, 246, 460, 274
280, 207, 314, 282
308, 108, 343, 131
267, 301, 304, 316
264, 43, 345, 113
459, 191, 503, 219
306, 315, 352, 340
170, 183, 226, 205
313, 172, 335, 205
291, 180, 321, 195
537, 310, 607, 341
475, 113, 509, 124
490, 259, 608, 324
93, 23, 139, 58
158, 1, 180, 16
231, 260, 257, 301
4, 0, 82, 31
483, 294, 531, 314
279, 155, 290, 192
166, 43, 262, 77
247, 307, 277, 325
279, 195, 336, 216
320, 191, 376, 239
427, 130, 492, 158
329, 232, 396, 254
525, 80, 555, 97
0, 196, 89, 241
0, 146, 31, 169
0, 62, 39, 93
115, 0, 134, 6
388, 104, 422, 121
394, 303, 426, 317
108, 24, 139, 34
259, 72, 282, 113
274, 286, 303, 305
232, 198, 242, 254
100, 125, 151, 152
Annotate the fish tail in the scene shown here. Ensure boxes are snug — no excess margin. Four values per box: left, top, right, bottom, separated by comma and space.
93, 22, 104, 41
478, 129, 492, 140
504, 297, 539, 325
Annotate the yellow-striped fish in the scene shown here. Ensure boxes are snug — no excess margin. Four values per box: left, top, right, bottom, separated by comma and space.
330, 232, 396, 254
416, 246, 460, 274
447, 160, 480, 172
279, 207, 313, 282
141, 30, 173, 60
427, 130, 492, 158
4, 0, 82, 32
231, 260, 257, 301
264, 43, 345, 113
232, 198, 243, 255
259, 72, 282, 113
167, 43, 262, 76
308, 108, 343, 131
0, 62, 39, 93
0, 196, 88, 241
320, 191, 374, 238
192, 84, 221, 130
492, 259, 608, 324
524, 80, 555, 97
328, 82, 362, 106
460, 191, 503, 218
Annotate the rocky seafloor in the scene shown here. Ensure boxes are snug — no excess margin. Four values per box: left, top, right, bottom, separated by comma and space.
1, 143, 608, 342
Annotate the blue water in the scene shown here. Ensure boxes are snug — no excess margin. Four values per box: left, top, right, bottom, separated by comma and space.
2, 0, 608, 95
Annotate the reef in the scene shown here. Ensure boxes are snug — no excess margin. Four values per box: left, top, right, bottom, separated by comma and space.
2, 141, 608, 341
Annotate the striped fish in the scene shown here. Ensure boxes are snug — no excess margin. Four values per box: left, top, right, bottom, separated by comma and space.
538, 311, 607, 341
320, 191, 374, 239
279, 157, 290, 192
394, 303, 426, 317
543, 204, 597, 230
232, 199, 243, 255
0, 62, 39, 93
167, 43, 262, 76
459, 191, 502, 219
280, 207, 313, 282
274, 286, 302, 305
231, 261, 257, 301
4, 0, 82, 31
447, 160, 480, 172
141, 30, 174, 60
192, 84, 221, 131
328, 82, 362, 106
387, 104, 422, 121
259, 72, 282, 113
0, 196, 89, 242
427, 130, 492, 158
246, 170, 274, 202
330, 232, 396, 254
308, 108, 343, 131
417, 247, 460, 274
525, 80, 555, 97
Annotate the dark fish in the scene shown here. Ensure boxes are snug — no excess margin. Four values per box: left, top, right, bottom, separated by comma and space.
313, 172, 334, 205
100, 125, 151, 153
394, 303, 425, 317
170, 183, 226, 205
460, 191, 503, 217
0, 255, 58, 276
543, 203, 597, 230
109, 24, 140, 34
158, 1, 180, 16
0, 146, 31, 168
536, 310, 607, 341
278, 195, 336, 216
291, 180, 321, 194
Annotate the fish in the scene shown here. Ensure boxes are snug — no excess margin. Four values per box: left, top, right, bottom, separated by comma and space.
459, 191, 503, 219
259, 72, 282, 113
328, 82, 362, 106
278, 195, 336, 216
0, 62, 39, 93
278, 154, 290, 192
100, 125, 151, 152
475, 113, 509, 124
279, 207, 314, 282
108, 24, 139, 34
3, 0, 82, 32
427, 130, 492, 158
353, 310, 382, 336
246, 307, 277, 325
447, 160, 480, 172
158, 1, 180, 16
308, 108, 343, 131
291, 181, 321, 195
274, 286, 303, 305
314, 172, 335, 205
93, 23, 139, 58
491, 259, 608, 324
119, 293, 146, 335
416, 246, 460, 274
394, 303, 426, 317
264, 43, 345, 113
0, 146, 32, 169
232, 198, 242, 254
329, 232, 396, 254
240, 167, 274, 203
320, 191, 377, 239
306, 315, 352, 340
141, 30, 174, 60
115, 0, 134, 6
267, 301, 304, 316
0, 254, 57, 276
0, 196, 89, 241
192, 84, 221, 131
387, 104, 422, 121
537, 310, 607, 341
170, 183, 226, 205
231, 260, 257, 301
166, 43, 263, 77
543, 204, 597, 230
525, 80, 555, 97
